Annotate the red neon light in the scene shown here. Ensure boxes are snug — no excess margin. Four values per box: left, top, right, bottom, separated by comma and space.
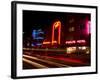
52, 21, 61, 45
58, 21, 61, 44
43, 41, 57, 44
53, 40, 57, 43
43, 41, 51, 44
52, 23, 54, 45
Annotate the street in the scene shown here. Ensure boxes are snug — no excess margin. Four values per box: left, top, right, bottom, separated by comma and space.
23, 50, 90, 69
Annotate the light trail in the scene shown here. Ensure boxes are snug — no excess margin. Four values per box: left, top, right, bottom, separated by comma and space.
23, 55, 69, 67
23, 58, 48, 68
23, 48, 66, 52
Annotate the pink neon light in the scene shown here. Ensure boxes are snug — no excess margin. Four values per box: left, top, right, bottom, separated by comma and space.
65, 40, 86, 44
66, 40, 76, 44
88, 21, 91, 34
85, 18, 91, 35
77, 40, 86, 43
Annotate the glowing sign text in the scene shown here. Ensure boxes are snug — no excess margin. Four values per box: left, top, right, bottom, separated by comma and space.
65, 40, 86, 44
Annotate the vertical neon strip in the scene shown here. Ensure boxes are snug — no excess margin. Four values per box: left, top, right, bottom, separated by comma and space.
58, 22, 61, 44
86, 20, 89, 34
52, 23, 54, 45
88, 21, 91, 34
85, 18, 90, 35
32, 30, 36, 39
52, 21, 61, 45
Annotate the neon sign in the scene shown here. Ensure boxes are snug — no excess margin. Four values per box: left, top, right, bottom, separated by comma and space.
65, 40, 76, 44
32, 29, 44, 46
77, 40, 86, 43
65, 40, 86, 44
32, 29, 44, 40
52, 21, 61, 45
43, 41, 57, 45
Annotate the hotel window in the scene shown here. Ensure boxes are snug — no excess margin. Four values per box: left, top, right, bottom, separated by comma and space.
69, 27, 75, 32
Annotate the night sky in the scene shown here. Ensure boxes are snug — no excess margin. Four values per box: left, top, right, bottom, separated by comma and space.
23, 10, 67, 33
23, 10, 90, 42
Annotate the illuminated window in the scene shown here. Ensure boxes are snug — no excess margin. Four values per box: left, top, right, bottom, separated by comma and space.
66, 47, 76, 54
69, 27, 75, 32
78, 46, 86, 50
69, 18, 74, 23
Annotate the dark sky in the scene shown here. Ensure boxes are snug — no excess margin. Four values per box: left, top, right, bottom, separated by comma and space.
23, 10, 67, 32
23, 10, 90, 39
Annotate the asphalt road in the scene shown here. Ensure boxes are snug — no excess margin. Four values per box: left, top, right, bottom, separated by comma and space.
23, 54, 70, 69
23, 52, 90, 69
